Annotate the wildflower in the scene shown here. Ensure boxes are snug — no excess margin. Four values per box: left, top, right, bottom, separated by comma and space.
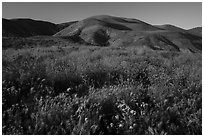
66, 88, 71, 92
41, 79, 46, 82
119, 124, 123, 128
74, 94, 77, 98
30, 87, 34, 92
115, 115, 119, 120
141, 111, 145, 115
130, 110, 135, 114
129, 126, 133, 130
11, 86, 15, 91
37, 77, 42, 82
164, 99, 168, 104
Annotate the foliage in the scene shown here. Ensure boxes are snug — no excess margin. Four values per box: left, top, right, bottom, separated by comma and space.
2, 45, 202, 135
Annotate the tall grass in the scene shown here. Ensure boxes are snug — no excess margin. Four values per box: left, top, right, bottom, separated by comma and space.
2, 45, 202, 134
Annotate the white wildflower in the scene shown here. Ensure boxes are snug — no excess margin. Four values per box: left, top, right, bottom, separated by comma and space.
66, 88, 71, 92
129, 126, 133, 130
119, 124, 123, 128
130, 110, 135, 114
115, 115, 119, 120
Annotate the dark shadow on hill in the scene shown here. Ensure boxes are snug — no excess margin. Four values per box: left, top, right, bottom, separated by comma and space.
180, 32, 202, 51
158, 36, 180, 51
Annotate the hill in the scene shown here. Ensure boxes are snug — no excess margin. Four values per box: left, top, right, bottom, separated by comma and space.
2, 18, 58, 37
2, 15, 202, 53
54, 15, 202, 53
2, 18, 76, 37
155, 24, 186, 32
56, 21, 78, 31
187, 27, 202, 36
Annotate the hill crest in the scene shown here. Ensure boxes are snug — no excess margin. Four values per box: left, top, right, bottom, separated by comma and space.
2, 15, 202, 53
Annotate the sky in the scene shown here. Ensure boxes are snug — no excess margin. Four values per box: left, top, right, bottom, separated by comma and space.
2, 2, 202, 29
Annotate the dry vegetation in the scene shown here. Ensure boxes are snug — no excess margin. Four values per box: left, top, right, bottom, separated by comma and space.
2, 40, 202, 134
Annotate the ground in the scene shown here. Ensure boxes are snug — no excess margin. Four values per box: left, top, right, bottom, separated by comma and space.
2, 38, 202, 134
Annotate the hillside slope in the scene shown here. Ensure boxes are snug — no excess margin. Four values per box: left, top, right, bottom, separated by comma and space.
54, 15, 202, 53
155, 24, 186, 32
3, 18, 58, 37
2, 18, 76, 37
187, 27, 202, 36
2, 16, 202, 53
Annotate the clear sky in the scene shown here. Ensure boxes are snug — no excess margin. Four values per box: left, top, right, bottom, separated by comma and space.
2, 2, 202, 29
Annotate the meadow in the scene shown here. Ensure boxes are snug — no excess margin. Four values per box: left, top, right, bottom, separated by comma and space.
2, 41, 202, 134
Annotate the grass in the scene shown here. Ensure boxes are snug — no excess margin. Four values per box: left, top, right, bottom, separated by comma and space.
2, 43, 202, 135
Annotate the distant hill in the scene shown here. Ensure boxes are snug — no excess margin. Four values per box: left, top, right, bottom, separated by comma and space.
2, 15, 202, 53
54, 15, 162, 36
54, 15, 202, 53
187, 27, 202, 36
155, 24, 186, 32
2, 18, 76, 37
56, 21, 78, 31
2, 18, 58, 37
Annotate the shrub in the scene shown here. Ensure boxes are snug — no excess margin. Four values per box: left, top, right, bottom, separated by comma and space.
2, 46, 202, 135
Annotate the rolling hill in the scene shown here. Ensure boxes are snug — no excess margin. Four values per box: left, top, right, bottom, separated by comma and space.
155, 24, 186, 32
2, 18, 76, 37
56, 21, 78, 31
187, 27, 202, 36
54, 15, 202, 53
2, 15, 202, 53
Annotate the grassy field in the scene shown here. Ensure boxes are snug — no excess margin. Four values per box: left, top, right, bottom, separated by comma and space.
2, 41, 202, 134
